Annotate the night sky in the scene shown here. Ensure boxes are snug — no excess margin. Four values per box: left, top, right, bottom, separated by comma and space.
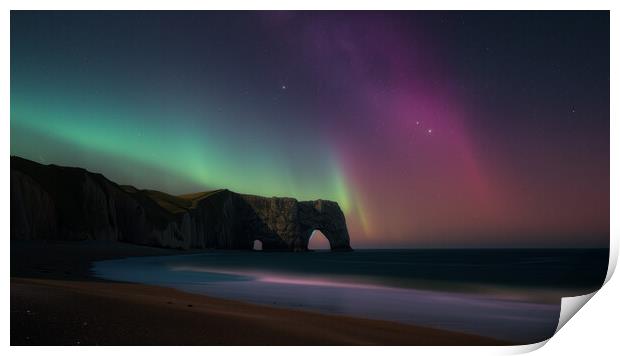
10, 11, 609, 248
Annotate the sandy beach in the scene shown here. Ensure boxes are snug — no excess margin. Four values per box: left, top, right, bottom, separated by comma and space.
11, 241, 507, 346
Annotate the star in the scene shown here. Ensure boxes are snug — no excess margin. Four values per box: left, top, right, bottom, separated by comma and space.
427, 129, 433, 134
281, 85, 287, 90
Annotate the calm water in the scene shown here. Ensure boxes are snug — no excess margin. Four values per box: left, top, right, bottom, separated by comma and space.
92, 249, 607, 344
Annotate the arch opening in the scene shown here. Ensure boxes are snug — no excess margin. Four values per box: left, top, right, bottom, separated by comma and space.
252, 240, 263, 251
307, 230, 331, 251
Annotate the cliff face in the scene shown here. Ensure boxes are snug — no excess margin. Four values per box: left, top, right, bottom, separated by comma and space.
10, 156, 352, 251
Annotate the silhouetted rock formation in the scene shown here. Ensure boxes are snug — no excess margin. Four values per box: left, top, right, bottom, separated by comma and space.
10, 156, 352, 251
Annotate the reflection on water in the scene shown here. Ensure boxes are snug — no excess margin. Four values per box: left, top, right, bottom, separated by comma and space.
92, 249, 607, 344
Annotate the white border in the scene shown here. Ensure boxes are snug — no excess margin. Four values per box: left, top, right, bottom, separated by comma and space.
3, 1, 617, 355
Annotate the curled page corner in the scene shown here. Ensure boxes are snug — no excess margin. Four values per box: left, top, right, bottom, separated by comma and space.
503, 339, 549, 354
508, 292, 599, 354
555, 291, 597, 334
528, 245, 616, 352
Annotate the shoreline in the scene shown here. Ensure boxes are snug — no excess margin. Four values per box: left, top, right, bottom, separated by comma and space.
11, 241, 510, 345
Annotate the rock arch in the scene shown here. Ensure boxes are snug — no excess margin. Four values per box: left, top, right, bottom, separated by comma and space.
297, 200, 352, 251
239, 194, 352, 251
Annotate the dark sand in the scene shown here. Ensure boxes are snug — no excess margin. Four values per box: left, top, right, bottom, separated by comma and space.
11, 241, 508, 346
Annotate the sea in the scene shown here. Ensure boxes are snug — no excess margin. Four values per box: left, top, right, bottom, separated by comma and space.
92, 248, 608, 344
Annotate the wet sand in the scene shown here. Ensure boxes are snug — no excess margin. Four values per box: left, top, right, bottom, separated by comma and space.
11, 241, 508, 345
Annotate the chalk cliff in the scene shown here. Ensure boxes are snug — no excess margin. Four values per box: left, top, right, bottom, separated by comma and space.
10, 156, 352, 251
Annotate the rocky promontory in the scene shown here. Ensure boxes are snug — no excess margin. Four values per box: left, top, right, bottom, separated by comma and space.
10, 156, 352, 251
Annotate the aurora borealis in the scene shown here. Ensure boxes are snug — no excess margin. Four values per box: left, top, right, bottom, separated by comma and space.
10, 11, 609, 247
